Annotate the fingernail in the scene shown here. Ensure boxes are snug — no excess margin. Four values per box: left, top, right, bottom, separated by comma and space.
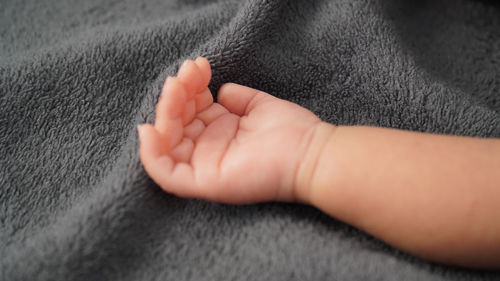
137, 124, 144, 143
181, 59, 194, 69
161, 77, 173, 99
166, 76, 178, 87
164, 76, 172, 88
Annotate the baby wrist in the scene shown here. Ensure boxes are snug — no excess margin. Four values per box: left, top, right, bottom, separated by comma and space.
294, 122, 337, 204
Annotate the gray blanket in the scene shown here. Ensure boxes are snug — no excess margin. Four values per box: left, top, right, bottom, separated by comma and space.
1, 0, 499, 280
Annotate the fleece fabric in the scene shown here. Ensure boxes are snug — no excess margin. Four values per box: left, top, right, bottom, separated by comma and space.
1, 0, 500, 280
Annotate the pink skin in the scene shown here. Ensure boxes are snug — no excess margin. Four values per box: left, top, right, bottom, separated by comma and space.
138, 57, 320, 204
137, 58, 500, 269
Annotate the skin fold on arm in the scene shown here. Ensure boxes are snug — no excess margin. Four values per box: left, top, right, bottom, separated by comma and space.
138, 57, 500, 269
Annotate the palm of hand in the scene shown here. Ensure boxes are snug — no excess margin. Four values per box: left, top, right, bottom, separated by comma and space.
139, 58, 319, 203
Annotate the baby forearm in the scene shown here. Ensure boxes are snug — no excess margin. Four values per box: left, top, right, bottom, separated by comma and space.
296, 123, 500, 269
141, 58, 500, 268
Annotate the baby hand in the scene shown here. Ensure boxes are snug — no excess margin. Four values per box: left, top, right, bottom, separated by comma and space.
138, 58, 320, 203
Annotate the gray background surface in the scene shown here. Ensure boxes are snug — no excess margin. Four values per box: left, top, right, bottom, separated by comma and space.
1, 0, 500, 280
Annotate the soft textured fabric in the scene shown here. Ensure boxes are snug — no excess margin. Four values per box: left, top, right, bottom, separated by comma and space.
1, 0, 500, 280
